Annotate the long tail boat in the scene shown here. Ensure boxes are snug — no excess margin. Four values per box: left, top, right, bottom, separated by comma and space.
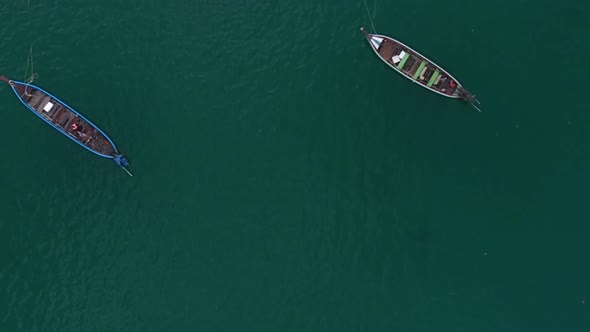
1, 75, 132, 175
360, 27, 481, 111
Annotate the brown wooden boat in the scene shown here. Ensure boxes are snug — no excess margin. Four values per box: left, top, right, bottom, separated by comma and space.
1, 75, 132, 174
360, 27, 481, 111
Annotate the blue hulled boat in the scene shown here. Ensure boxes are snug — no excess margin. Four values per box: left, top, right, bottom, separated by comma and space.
1, 75, 132, 175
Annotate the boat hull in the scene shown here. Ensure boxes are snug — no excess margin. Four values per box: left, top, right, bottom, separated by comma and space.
1, 76, 119, 158
360, 27, 464, 99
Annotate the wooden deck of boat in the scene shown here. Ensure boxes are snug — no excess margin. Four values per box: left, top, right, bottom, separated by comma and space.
13, 83, 115, 156
377, 40, 397, 62
374, 37, 458, 96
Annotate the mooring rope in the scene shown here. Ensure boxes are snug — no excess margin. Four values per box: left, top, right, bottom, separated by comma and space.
372, 0, 376, 25
363, 0, 377, 33
22, 0, 38, 84
23, 42, 38, 83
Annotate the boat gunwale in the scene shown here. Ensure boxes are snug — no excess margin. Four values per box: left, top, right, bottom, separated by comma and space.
7, 79, 118, 159
364, 31, 463, 99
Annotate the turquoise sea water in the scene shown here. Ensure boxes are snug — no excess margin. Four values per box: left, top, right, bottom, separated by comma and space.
1, 0, 589, 330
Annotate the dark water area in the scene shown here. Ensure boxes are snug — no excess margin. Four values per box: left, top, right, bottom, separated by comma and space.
0, 0, 588, 330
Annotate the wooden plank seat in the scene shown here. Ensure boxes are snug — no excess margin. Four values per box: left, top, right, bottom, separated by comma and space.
413, 61, 427, 80
408, 59, 421, 76
433, 74, 442, 86
45, 104, 60, 118
402, 57, 416, 72
423, 68, 434, 81
58, 111, 73, 127
51, 107, 66, 123
427, 70, 440, 87
396, 52, 409, 69
37, 98, 54, 113
32, 96, 50, 111
27, 92, 44, 108
81, 124, 92, 135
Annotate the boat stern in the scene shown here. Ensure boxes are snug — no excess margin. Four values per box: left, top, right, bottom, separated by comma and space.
114, 154, 133, 176
114, 154, 130, 168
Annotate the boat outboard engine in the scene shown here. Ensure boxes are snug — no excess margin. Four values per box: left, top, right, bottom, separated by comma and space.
114, 154, 130, 168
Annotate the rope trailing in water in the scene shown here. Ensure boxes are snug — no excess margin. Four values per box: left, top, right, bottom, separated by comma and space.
363, 0, 377, 33
471, 99, 482, 112
24, 42, 38, 84
122, 167, 133, 177
23, 1, 38, 84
